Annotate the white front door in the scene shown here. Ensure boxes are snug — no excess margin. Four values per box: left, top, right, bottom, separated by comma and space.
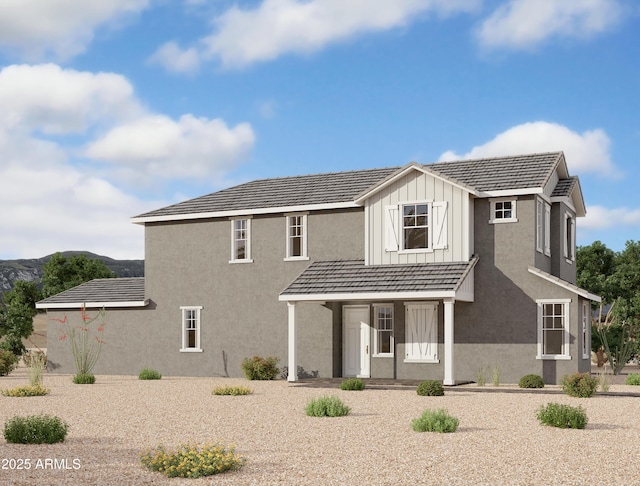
343, 305, 370, 378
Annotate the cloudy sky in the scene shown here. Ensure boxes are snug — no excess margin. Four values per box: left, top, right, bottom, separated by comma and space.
0, 0, 638, 260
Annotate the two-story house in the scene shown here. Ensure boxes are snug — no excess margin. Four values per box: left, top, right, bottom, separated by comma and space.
37, 151, 600, 384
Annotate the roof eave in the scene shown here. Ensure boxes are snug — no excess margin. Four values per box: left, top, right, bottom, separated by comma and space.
527, 267, 600, 302
36, 300, 149, 310
279, 290, 457, 303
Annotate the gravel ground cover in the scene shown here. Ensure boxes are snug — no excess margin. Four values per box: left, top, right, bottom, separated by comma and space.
1, 369, 639, 485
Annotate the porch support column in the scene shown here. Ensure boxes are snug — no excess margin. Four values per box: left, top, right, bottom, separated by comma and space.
443, 298, 455, 386
287, 302, 298, 382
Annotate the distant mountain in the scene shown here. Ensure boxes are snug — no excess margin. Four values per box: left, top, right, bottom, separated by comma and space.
0, 251, 144, 295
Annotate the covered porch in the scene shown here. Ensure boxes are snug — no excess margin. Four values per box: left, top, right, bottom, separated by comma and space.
279, 258, 478, 385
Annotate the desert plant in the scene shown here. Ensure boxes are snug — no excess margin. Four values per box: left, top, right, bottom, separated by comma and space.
73, 373, 95, 384
340, 378, 365, 391
1, 385, 50, 397
28, 351, 47, 387
476, 366, 487, 386
518, 374, 545, 389
598, 369, 611, 392
212, 385, 253, 396
537, 403, 588, 429
0, 349, 19, 376
138, 368, 162, 380
416, 380, 445, 396
305, 395, 351, 417
560, 372, 598, 398
625, 373, 640, 385
54, 306, 106, 376
4, 415, 68, 444
491, 366, 501, 386
140, 442, 246, 478
241, 356, 280, 380
411, 408, 459, 433
22, 350, 47, 367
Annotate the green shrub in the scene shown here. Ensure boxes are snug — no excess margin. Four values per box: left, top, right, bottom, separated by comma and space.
519, 374, 545, 389
411, 408, 459, 433
241, 356, 280, 380
212, 385, 253, 396
4, 415, 68, 444
625, 373, 640, 386
416, 380, 444, 396
537, 403, 588, 429
560, 372, 598, 398
340, 378, 365, 391
0, 350, 20, 376
72, 373, 95, 384
140, 442, 246, 478
2, 385, 50, 397
305, 395, 351, 417
138, 368, 162, 380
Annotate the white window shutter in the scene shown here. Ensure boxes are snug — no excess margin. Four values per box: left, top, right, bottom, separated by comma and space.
432, 201, 448, 250
384, 205, 399, 252
406, 304, 437, 361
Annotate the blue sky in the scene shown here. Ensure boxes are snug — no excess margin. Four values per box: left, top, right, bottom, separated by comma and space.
0, 0, 638, 260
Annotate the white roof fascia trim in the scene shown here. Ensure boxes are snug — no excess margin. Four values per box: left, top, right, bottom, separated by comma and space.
527, 267, 601, 302
481, 188, 543, 198
36, 300, 149, 309
279, 290, 457, 302
131, 201, 360, 224
550, 196, 577, 214
354, 163, 479, 205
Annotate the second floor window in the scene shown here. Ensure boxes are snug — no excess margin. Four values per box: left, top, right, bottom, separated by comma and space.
564, 212, 575, 262
536, 198, 551, 256
230, 218, 252, 263
490, 198, 517, 224
403, 203, 429, 250
285, 214, 308, 260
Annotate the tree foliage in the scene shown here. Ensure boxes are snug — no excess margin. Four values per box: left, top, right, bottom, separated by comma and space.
41, 253, 115, 298
0, 281, 41, 355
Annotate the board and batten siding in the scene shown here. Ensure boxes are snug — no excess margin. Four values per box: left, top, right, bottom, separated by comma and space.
365, 169, 472, 265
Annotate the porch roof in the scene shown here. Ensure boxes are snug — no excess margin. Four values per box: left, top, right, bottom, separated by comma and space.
279, 258, 477, 302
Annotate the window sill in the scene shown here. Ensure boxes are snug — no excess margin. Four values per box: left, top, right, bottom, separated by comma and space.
404, 359, 439, 364
284, 256, 309, 262
373, 354, 394, 358
180, 348, 203, 353
565, 258, 574, 265
489, 218, 518, 224
398, 248, 433, 255
229, 259, 254, 264
536, 355, 571, 360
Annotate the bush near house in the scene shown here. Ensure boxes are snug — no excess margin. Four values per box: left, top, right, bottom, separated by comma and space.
212, 385, 253, 396
560, 372, 598, 398
340, 378, 365, 391
625, 373, 640, 386
411, 409, 459, 433
138, 368, 162, 380
4, 415, 68, 444
73, 373, 95, 384
241, 356, 280, 380
537, 403, 588, 429
2, 385, 49, 397
140, 442, 246, 478
518, 374, 545, 389
305, 396, 351, 417
0, 349, 19, 376
416, 380, 445, 396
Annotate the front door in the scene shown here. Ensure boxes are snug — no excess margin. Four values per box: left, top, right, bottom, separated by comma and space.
343, 305, 370, 378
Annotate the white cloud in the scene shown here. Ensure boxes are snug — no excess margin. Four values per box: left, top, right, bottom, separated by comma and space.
477, 0, 623, 50
0, 0, 149, 61
85, 114, 255, 181
147, 41, 201, 75
439, 121, 616, 176
0, 63, 255, 259
581, 205, 640, 230
160, 0, 480, 69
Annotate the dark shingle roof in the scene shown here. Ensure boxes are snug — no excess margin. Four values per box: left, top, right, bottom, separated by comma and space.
551, 177, 578, 197
134, 152, 565, 220
36, 278, 146, 308
280, 259, 475, 297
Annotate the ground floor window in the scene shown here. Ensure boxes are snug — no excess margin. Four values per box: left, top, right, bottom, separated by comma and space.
373, 304, 393, 357
537, 300, 570, 360
404, 302, 438, 363
180, 306, 203, 352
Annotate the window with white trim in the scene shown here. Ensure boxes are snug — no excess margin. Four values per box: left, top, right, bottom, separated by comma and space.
285, 214, 308, 260
537, 300, 570, 360
582, 301, 590, 359
489, 198, 517, 223
404, 302, 438, 363
564, 212, 575, 263
230, 218, 252, 263
180, 306, 203, 352
536, 198, 551, 256
403, 203, 429, 250
373, 305, 394, 357
385, 202, 447, 253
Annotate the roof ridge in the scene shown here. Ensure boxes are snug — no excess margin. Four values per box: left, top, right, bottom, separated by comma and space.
425, 151, 562, 166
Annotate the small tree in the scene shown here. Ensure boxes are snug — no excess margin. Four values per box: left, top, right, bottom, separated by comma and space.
594, 302, 636, 375
55, 306, 107, 376
0, 281, 41, 356
41, 253, 115, 298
